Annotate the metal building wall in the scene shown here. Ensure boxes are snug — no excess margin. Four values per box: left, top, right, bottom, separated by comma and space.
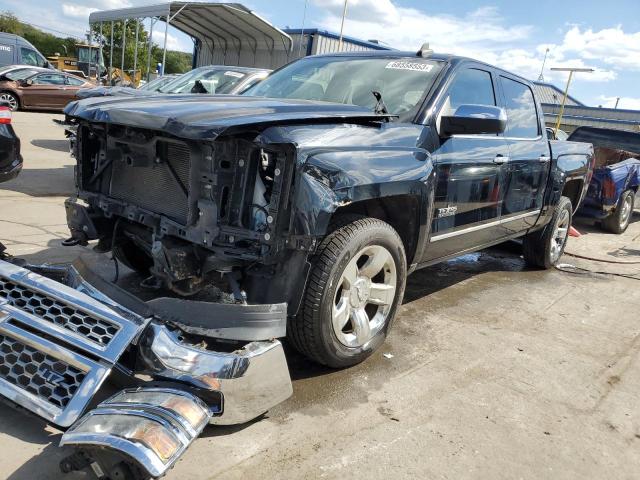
194, 31, 391, 70
542, 104, 640, 133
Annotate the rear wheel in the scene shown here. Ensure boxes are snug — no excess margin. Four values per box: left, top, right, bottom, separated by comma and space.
0, 91, 19, 111
289, 217, 407, 368
523, 196, 572, 269
602, 189, 634, 234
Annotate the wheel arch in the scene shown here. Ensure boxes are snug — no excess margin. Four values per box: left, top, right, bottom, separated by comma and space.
561, 178, 585, 213
328, 195, 423, 265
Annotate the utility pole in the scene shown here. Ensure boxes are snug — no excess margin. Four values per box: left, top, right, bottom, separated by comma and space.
550, 67, 594, 135
298, 0, 308, 58
338, 0, 348, 50
537, 48, 549, 82
614, 97, 620, 109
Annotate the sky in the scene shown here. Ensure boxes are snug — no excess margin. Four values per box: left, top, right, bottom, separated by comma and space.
3, 0, 640, 109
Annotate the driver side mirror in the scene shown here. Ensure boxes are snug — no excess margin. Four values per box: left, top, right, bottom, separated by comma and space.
440, 104, 507, 136
20, 78, 34, 87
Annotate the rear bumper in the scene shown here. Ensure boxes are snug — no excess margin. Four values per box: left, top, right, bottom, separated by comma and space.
0, 159, 22, 183
576, 203, 615, 220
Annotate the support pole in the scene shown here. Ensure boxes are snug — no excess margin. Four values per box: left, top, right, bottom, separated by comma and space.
99, 22, 104, 82
109, 21, 114, 84
338, 0, 348, 50
87, 30, 92, 79
121, 19, 127, 76
146, 18, 155, 82
554, 70, 573, 135
161, 14, 169, 76
133, 18, 140, 85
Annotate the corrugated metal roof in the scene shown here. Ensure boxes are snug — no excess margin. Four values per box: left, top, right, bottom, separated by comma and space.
532, 82, 583, 106
89, 2, 292, 52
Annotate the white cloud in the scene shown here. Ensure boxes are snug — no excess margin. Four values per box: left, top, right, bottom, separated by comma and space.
315, 2, 533, 53
61, 4, 99, 18
314, 0, 632, 87
560, 26, 640, 71
598, 96, 640, 110
153, 31, 192, 53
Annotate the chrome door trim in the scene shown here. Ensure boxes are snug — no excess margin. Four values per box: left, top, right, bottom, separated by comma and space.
429, 209, 541, 242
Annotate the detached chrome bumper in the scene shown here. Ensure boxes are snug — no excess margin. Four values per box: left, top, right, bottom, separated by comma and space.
0, 258, 293, 478
139, 323, 293, 425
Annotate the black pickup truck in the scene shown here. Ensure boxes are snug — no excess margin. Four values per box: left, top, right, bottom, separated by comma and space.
0, 50, 592, 479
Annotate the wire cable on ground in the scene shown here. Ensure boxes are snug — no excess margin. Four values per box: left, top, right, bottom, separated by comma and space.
555, 263, 640, 281
563, 251, 640, 265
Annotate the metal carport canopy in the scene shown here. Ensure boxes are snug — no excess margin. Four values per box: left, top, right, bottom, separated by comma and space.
89, 2, 293, 68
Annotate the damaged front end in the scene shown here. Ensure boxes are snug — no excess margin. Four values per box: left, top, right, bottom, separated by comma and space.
66, 120, 298, 299
0, 257, 292, 479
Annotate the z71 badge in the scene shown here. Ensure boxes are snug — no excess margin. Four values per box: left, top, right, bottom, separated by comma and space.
437, 206, 458, 218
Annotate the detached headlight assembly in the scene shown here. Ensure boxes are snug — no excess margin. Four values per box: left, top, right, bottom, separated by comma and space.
107, 389, 210, 433
73, 413, 182, 463
61, 388, 212, 478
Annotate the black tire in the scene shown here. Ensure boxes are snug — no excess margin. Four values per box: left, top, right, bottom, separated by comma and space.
0, 91, 19, 111
289, 217, 407, 368
523, 196, 573, 269
602, 189, 634, 234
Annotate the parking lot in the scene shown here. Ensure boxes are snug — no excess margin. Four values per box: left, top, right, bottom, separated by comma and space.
0, 111, 638, 479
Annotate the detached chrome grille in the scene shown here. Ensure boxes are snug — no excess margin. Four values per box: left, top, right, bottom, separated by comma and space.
0, 259, 148, 427
0, 333, 86, 409
0, 278, 120, 346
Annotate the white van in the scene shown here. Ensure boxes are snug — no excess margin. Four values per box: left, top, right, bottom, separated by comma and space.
0, 32, 52, 68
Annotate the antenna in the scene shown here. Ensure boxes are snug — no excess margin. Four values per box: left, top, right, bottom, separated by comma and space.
417, 42, 433, 57
537, 48, 549, 82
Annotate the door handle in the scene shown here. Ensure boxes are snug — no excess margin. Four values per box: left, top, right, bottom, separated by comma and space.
493, 155, 509, 164
539, 155, 551, 163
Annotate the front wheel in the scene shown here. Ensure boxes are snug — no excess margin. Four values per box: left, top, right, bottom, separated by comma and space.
523, 196, 573, 269
289, 217, 407, 368
602, 189, 634, 234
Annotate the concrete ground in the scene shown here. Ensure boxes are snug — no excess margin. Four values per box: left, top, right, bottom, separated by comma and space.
1, 111, 640, 480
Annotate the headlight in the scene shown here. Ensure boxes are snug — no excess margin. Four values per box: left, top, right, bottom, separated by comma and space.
74, 413, 181, 463
107, 390, 209, 431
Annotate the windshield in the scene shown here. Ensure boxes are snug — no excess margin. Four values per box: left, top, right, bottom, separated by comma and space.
158, 67, 250, 94
139, 75, 175, 91
4, 68, 41, 81
244, 56, 442, 115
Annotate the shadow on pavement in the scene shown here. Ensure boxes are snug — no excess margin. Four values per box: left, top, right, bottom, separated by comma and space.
30, 139, 70, 153
0, 165, 75, 197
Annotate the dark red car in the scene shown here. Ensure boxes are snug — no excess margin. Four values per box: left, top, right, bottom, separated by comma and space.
0, 68, 93, 111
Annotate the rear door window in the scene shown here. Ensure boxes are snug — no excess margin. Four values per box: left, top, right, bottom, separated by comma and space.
65, 76, 85, 86
33, 73, 66, 85
0, 44, 14, 65
500, 76, 540, 138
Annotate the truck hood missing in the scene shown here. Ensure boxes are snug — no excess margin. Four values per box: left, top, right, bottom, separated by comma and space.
64, 95, 392, 140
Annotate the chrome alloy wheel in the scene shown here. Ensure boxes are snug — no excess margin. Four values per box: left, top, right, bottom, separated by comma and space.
332, 245, 397, 348
620, 194, 633, 229
0, 93, 17, 111
550, 208, 570, 263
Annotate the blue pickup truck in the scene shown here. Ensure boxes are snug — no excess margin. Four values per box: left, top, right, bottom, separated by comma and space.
570, 126, 640, 233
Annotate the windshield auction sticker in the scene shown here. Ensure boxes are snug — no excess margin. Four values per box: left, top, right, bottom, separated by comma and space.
385, 61, 433, 72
